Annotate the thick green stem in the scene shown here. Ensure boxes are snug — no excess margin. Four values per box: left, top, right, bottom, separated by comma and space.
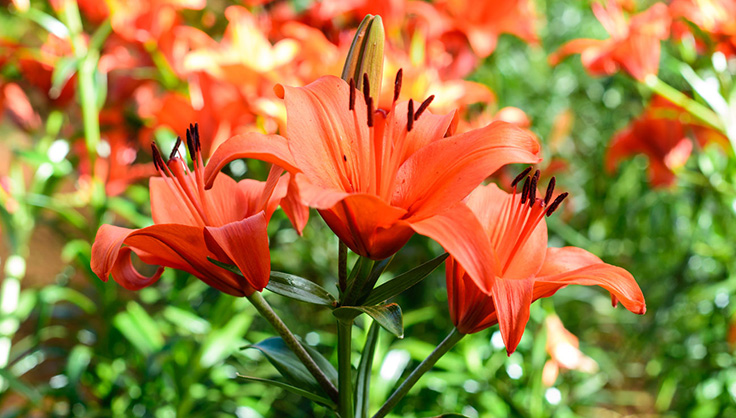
337, 319, 354, 418
246, 292, 338, 403
371, 328, 465, 418
644, 75, 724, 131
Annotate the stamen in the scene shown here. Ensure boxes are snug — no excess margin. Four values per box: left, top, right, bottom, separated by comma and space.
528, 170, 540, 206
366, 97, 374, 127
349, 78, 356, 111
186, 128, 195, 157
393, 69, 403, 102
407, 99, 414, 132
544, 177, 556, 205
151, 143, 164, 171
362, 73, 371, 106
546, 192, 568, 217
191, 122, 201, 152
169, 136, 182, 161
414, 95, 434, 121
521, 176, 530, 204
511, 167, 532, 188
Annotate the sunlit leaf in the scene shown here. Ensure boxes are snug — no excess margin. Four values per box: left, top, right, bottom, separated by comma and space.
237, 374, 336, 409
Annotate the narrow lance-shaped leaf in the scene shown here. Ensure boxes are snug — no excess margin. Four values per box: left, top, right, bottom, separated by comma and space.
333, 303, 403, 338
363, 253, 448, 306
237, 375, 336, 409
355, 320, 380, 418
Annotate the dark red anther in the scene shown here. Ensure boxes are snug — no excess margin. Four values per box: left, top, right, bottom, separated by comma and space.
349, 78, 356, 111
151, 143, 164, 171
546, 192, 568, 217
362, 73, 371, 106
544, 177, 556, 205
186, 128, 195, 157
414, 95, 434, 121
407, 99, 414, 132
511, 167, 532, 188
192, 122, 201, 151
366, 97, 374, 127
521, 176, 530, 204
528, 170, 540, 206
393, 69, 403, 102
169, 136, 182, 161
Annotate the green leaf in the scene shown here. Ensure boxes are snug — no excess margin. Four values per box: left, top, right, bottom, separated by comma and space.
333, 304, 403, 338
430, 414, 470, 418
66, 345, 91, 386
237, 375, 336, 409
113, 302, 164, 356
244, 337, 337, 394
363, 253, 448, 306
267, 271, 337, 307
200, 312, 251, 367
355, 320, 380, 418
39, 285, 95, 313
208, 257, 242, 275
163, 306, 211, 335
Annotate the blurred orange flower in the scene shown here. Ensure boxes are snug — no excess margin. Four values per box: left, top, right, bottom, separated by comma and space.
606, 96, 729, 187
541, 314, 598, 386
91, 124, 303, 296
446, 173, 645, 354
549, 0, 670, 81
670, 0, 736, 56
205, 75, 540, 293
433, 0, 539, 58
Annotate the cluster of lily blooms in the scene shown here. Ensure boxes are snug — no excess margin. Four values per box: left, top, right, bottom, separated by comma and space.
91, 67, 646, 355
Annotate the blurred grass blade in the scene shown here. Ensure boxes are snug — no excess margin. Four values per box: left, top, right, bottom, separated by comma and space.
66, 345, 91, 386
39, 285, 95, 313
0, 368, 41, 403
333, 304, 403, 338
244, 337, 337, 393
50, 56, 78, 99
355, 320, 380, 418
237, 375, 337, 409
113, 301, 164, 356
267, 271, 336, 306
363, 253, 448, 306
200, 312, 251, 368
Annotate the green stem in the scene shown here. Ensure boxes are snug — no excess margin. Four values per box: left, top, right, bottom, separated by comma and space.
371, 328, 465, 418
337, 319, 354, 418
246, 292, 338, 403
339, 242, 348, 294
644, 75, 724, 131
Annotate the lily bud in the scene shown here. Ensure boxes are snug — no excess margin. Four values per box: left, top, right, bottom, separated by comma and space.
341, 14, 384, 102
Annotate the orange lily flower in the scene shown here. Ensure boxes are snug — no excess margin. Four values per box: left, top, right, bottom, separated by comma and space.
549, 0, 670, 81
670, 0, 736, 57
204, 74, 540, 293
434, 0, 539, 58
446, 171, 646, 354
91, 124, 305, 296
542, 314, 598, 386
606, 96, 729, 187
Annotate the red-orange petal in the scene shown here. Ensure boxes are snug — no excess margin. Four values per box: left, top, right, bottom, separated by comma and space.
394, 121, 540, 220
410, 202, 496, 293
110, 247, 165, 290
203, 132, 298, 189
492, 277, 535, 355
204, 212, 270, 293
536, 247, 646, 315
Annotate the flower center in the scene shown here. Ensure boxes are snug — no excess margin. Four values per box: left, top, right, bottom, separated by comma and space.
345, 69, 435, 201
492, 168, 568, 276
151, 123, 213, 227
